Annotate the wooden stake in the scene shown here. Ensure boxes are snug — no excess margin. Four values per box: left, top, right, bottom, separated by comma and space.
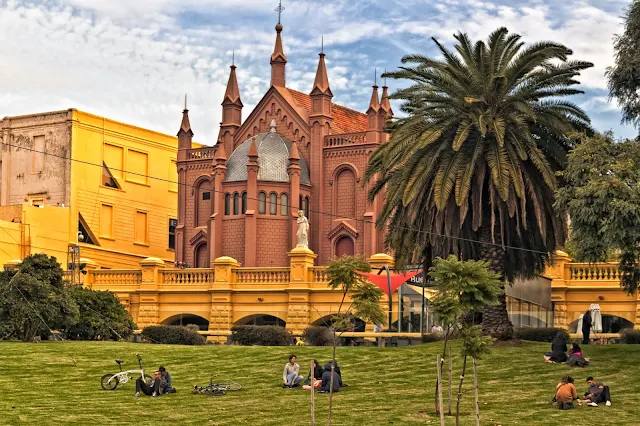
437, 355, 445, 426
448, 346, 453, 415
309, 360, 315, 425
473, 357, 479, 426
455, 355, 467, 426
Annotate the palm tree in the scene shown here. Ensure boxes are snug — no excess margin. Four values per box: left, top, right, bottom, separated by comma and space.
366, 28, 592, 339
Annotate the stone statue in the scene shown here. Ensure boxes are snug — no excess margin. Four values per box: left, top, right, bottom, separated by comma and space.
269, 119, 277, 133
296, 210, 309, 248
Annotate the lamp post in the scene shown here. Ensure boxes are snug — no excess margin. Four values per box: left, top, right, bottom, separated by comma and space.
70, 231, 84, 285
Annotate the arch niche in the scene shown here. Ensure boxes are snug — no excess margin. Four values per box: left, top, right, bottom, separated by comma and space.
194, 242, 208, 268
235, 314, 286, 327
194, 176, 212, 227
334, 165, 357, 218
335, 235, 355, 257
162, 314, 209, 330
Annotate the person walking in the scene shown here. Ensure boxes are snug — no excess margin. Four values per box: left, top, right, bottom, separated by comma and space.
582, 309, 593, 344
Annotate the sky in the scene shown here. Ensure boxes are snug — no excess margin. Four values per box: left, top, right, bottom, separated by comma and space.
0, 0, 637, 145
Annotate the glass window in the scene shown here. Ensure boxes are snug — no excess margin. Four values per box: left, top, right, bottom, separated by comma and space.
242, 192, 247, 214
269, 193, 277, 215
258, 192, 266, 214
202, 191, 211, 200
280, 194, 288, 216
168, 218, 177, 250
299, 195, 303, 211
304, 196, 310, 218
233, 192, 240, 215
224, 193, 230, 215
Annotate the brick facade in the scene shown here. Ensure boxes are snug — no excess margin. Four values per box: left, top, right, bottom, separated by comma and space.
175, 22, 390, 267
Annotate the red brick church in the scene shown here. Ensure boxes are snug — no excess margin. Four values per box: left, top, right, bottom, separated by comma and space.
174, 18, 391, 267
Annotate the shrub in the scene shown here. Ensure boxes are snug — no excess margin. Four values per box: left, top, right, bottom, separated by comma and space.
514, 327, 569, 342
621, 329, 640, 344
141, 325, 205, 345
230, 325, 293, 346
421, 333, 444, 343
301, 326, 333, 346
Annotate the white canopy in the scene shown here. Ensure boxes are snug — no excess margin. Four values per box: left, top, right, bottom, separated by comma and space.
590, 303, 603, 332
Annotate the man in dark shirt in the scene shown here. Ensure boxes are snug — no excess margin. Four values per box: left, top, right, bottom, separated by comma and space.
159, 366, 175, 394
583, 376, 611, 407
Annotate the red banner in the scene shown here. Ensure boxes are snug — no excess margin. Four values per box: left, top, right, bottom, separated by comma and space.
359, 270, 422, 296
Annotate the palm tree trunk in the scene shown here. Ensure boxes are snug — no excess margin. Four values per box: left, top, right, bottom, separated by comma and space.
478, 221, 514, 340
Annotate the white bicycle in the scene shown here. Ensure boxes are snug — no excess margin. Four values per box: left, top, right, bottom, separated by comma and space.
101, 354, 152, 391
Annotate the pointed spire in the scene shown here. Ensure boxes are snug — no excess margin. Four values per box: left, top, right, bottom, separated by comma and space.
248, 136, 258, 159
311, 50, 331, 94
271, 23, 287, 62
223, 63, 242, 106
215, 141, 227, 161
381, 69, 392, 114
178, 94, 193, 137
270, 5, 287, 87
368, 84, 380, 112
289, 140, 300, 161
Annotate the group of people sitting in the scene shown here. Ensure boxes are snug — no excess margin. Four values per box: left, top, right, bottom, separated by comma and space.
282, 355, 346, 393
544, 332, 590, 367
554, 376, 612, 409
134, 366, 175, 398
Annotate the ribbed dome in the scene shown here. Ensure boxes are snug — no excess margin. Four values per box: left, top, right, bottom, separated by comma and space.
224, 131, 310, 185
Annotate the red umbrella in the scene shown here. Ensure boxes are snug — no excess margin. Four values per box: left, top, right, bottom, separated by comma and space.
359, 270, 422, 296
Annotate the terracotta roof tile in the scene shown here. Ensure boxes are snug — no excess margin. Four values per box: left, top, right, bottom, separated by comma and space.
287, 89, 368, 134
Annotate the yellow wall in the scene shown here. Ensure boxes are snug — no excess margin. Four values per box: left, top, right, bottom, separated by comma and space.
68, 110, 182, 267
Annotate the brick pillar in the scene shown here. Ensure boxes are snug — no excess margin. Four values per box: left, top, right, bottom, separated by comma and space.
287, 247, 317, 334
137, 257, 166, 328
208, 256, 238, 342
549, 250, 571, 329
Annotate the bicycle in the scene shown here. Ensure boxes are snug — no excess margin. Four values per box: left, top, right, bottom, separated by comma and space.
192, 376, 242, 396
101, 354, 152, 391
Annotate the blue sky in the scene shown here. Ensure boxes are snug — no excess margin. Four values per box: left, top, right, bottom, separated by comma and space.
0, 0, 637, 144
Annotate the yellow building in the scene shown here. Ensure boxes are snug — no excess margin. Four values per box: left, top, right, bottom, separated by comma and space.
0, 109, 193, 269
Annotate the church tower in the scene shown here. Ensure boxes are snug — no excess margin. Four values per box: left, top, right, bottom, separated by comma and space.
175, 96, 193, 263
219, 59, 243, 157
270, 2, 287, 87
366, 78, 381, 144
379, 80, 393, 142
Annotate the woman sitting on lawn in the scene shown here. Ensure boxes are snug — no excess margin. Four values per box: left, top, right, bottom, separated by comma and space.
554, 375, 578, 410
302, 359, 323, 390
567, 343, 590, 367
282, 354, 303, 388
544, 332, 568, 364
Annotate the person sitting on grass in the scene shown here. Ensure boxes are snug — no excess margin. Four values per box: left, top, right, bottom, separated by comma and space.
544, 332, 568, 364
317, 363, 341, 394
582, 376, 612, 407
135, 370, 163, 398
283, 354, 303, 388
159, 366, 176, 394
554, 375, 577, 410
302, 359, 323, 390
567, 343, 590, 367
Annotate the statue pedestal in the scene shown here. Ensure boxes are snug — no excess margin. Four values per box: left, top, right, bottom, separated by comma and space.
288, 246, 316, 286
287, 247, 316, 334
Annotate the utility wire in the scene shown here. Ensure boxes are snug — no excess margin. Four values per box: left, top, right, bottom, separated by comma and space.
1, 140, 554, 257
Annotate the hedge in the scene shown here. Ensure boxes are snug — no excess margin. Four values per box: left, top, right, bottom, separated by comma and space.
230, 325, 293, 346
514, 327, 570, 342
621, 329, 640, 344
301, 326, 333, 346
141, 325, 206, 345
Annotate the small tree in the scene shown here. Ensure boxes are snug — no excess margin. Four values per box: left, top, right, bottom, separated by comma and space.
325, 255, 386, 426
0, 254, 78, 342
429, 256, 502, 420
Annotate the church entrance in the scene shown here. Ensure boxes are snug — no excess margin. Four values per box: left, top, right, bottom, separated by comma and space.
335, 236, 354, 257
194, 243, 208, 268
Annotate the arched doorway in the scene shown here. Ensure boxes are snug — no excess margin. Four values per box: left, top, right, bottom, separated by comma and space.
162, 314, 209, 330
194, 243, 208, 268
335, 236, 354, 257
236, 314, 286, 327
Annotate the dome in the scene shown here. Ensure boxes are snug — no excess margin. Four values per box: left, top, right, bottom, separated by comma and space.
224, 131, 310, 185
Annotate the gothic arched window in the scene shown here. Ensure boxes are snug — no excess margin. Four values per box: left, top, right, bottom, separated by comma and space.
269, 192, 277, 215
258, 192, 266, 214
224, 193, 231, 216
280, 193, 288, 216
233, 192, 240, 215
241, 192, 247, 214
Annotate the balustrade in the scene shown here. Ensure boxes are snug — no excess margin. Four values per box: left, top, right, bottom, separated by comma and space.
187, 147, 217, 160
162, 269, 214, 285
311, 267, 327, 283
236, 268, 290, 284
324, 132, 366, 148
92, 270, 142, 285
568, 263, 620, 281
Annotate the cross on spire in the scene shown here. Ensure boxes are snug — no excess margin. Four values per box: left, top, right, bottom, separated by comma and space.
275, 0, 285, 24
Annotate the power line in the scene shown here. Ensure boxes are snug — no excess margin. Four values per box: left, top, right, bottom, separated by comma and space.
0, 140, 554, 257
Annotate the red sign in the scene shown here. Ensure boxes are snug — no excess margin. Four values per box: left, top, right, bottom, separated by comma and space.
359, 270, 422, 296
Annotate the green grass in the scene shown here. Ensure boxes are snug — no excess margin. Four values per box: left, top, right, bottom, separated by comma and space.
0, 341, 639, 425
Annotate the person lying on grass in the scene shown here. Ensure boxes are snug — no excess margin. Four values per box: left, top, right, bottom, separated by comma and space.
317, 363, 341, 394
283, 354, 303, 388
582, 376, 611, 407
554, 375, 577, 410
159, 366, 176, 394
135, 370, 164, 398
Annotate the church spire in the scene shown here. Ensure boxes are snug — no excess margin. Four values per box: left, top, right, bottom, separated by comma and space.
311, 37, 331, 95
223, 62, 242, 105
177, 94, 193, 150
270, 1, 287, 87
367, 71, 381, 143
380, 72, 392, 115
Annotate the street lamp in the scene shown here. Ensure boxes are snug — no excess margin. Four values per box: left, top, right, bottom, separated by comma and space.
69, 231, 84, 285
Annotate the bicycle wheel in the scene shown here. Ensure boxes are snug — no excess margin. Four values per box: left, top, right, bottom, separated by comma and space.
101, 374, 119, 390
215, 382, 242, 391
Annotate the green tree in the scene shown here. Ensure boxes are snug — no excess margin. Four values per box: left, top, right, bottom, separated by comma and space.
0, 254, 78, 342
607, 0, 640, 131
366, 27, 593, 339
324, 255, 385, 426
62, 286, 137, 340
556, 132, 640, 294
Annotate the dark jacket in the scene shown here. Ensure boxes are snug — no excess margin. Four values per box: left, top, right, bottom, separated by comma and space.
319, 363, 341, 393
161, 371, 173, 392
582, 311, 592, 331
586, 382, 606, 398
309, 361, 323, 381
549, 333, 567, 363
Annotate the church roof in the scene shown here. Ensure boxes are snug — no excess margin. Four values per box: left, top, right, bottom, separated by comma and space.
286, 89, 368, 134
224, 130, 311, 185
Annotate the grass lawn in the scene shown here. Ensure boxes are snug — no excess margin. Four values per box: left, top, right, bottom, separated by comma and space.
0, 341, 639, 425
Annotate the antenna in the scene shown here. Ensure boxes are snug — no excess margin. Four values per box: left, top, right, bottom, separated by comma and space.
374, 68, 377, 86
275, 0, 285, 24
184, 94, 188, 110
232, 49, 235, 66
321, 35, 324, 53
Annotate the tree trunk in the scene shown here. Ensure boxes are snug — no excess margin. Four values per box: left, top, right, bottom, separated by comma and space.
448, 347, 453, 415
455, 355, 467, 426
473, 357, 479, 426
478, 221, 514, 340
435, 335, 449, 413
437, 355, 445, 426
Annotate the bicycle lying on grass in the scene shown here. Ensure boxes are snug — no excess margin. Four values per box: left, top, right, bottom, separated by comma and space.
101, 354, 152, 391
193, 376, 242, 396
